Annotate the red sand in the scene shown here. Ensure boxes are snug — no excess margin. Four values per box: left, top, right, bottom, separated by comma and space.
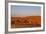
11, 16, 41, 28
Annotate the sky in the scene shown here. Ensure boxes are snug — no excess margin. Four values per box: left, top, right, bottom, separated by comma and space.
11, 5, 41, 17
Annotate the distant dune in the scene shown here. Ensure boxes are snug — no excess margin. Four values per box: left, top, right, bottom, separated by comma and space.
11, 16, 41, 28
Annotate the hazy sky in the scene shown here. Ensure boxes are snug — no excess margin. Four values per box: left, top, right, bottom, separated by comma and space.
11, 5, 41, 17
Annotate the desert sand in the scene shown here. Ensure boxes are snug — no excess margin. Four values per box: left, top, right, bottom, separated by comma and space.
11, 16, 41, 28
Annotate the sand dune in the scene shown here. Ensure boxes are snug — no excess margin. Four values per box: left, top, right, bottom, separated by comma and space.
11, 16, 41, 28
